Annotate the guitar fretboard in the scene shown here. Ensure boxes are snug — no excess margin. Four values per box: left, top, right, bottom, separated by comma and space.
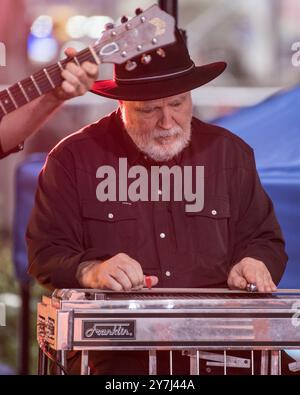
0, 45, 100, 120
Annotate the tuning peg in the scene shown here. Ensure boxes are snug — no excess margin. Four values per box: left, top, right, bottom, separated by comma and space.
135, 8, 143, 15
141, 54, 152, 65
121, 15, 128, 23
125, 60, 137, 71
156, 48, 166, 58
104, 22, 114, 30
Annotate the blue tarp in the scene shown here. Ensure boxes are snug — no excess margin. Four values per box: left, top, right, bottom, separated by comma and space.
212, 85, 300, 287
13, 153, 47, 284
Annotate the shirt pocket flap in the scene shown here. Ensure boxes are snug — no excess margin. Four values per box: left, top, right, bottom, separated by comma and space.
82, 200, 137, 222
185, 197, 230, 219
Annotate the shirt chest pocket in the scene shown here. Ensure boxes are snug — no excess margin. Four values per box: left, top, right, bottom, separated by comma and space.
172, 197, 231, 257
81, 200, 140, 254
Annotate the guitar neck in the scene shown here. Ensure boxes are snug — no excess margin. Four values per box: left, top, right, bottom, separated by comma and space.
0, 45, 100, 119
0, 4, 177, 120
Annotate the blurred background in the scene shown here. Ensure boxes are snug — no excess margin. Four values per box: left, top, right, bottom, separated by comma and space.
1, 0, 300, 375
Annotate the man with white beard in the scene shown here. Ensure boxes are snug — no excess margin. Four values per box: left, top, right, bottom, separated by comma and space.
119, 93, 192, 163
26, 29, 290, 374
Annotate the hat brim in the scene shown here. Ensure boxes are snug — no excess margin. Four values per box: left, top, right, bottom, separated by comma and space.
90, 62, 226, 101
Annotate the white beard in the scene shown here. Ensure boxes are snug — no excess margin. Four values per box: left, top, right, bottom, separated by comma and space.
124, 124, 191, 162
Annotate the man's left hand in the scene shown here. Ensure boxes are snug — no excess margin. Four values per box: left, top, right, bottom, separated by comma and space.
227, 257, 277, 292
51, 47, 99, 101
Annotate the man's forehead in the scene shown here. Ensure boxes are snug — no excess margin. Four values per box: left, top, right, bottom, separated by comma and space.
131, 92, 190, 108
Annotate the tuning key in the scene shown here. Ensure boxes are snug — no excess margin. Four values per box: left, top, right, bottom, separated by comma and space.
121, 16, 128, 23
125, 60, 137, 71
157, 48, 166, 58
135, 8, 143, 15
141, 54, 152, 64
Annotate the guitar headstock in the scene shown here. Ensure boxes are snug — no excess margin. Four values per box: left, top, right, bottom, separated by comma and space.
94, 4, 176, 66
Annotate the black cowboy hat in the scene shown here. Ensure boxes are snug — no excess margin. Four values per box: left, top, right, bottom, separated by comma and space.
91, 28, 226, 101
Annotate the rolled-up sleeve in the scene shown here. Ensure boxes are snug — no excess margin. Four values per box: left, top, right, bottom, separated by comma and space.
26, 153, 104, 290
231, 150, 288, 284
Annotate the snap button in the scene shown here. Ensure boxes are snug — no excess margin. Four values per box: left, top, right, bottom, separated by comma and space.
211, 209, 217, 216
160, 232, 166, 239
165, 271, 171, 277
108, 213, 114, 219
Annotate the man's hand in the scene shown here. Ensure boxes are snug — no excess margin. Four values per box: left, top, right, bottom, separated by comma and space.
78, 253, 159, 291
0, 47, 98, 153
50, 47, 99, 101
227, 257, 277, 292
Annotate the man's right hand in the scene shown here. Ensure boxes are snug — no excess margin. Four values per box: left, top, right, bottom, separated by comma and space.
77, 253, 159, 291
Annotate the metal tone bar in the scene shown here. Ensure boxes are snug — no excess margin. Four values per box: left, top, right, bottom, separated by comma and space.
81, 350, 89, 375
169, 350, 173, 375
149, 350, 157, 375
260, 350, 269, 375
189, 350, 200, 375
270, 350, 279, 375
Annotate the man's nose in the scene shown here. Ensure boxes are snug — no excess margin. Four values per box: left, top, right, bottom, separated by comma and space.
158, 108, 174, 129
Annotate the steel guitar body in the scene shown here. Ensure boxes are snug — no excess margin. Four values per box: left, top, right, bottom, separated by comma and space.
37, 288, 300, 352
